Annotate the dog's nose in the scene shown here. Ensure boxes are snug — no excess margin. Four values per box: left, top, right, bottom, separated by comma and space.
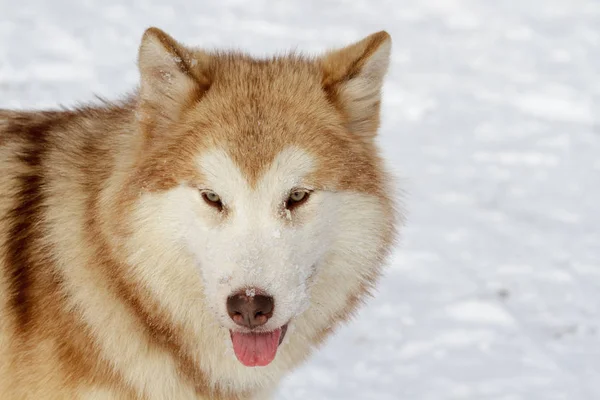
226, 290, 274, 329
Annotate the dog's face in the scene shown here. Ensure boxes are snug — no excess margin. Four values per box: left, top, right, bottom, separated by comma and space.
188, 146, 331, 330
115, 28, 396, 368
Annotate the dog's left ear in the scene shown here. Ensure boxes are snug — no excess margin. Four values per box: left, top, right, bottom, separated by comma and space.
321, 32, 391, 139
137, 27, 211, 137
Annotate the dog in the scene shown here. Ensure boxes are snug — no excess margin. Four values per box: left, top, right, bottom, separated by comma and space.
0, 27, 399, 399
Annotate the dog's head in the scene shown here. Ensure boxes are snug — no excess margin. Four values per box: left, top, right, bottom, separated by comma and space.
113, 28, 397, 369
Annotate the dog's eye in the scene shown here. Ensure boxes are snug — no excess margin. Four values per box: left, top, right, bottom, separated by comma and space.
286, 190, 310, 210
201, 190, 223, 211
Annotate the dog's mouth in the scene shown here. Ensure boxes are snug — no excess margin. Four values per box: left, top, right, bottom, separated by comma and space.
230, 323, 289, 367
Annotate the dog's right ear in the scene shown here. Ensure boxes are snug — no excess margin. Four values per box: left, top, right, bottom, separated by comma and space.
137, 27, 211, 135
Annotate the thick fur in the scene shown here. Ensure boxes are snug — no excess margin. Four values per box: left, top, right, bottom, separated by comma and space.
0, 28, 398, 399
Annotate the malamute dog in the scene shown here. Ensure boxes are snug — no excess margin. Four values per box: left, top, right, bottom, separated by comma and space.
0, 28, 398, 399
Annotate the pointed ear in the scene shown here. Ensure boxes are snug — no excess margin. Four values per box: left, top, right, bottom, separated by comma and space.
137, 27, 210, 134
321, 31, 391, 139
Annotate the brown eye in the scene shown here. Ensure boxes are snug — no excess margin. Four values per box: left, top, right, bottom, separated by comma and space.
286, 190, 310, 210
201, 190, 223, 211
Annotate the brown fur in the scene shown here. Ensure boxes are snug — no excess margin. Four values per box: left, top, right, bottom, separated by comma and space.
0, 28, 396, 399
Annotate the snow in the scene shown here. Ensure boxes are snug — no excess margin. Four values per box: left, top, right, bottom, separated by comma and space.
1, 0, 599, 399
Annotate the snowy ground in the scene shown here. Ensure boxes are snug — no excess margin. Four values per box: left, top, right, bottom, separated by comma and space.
1, 0, 599, 399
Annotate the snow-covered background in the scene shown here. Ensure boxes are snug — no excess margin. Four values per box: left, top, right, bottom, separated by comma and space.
1, 1, 599, 398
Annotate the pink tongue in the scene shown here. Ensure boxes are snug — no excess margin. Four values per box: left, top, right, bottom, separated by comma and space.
231, 328, 281, 367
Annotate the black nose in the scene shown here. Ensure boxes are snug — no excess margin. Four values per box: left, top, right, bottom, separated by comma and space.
226, 290, 274, 329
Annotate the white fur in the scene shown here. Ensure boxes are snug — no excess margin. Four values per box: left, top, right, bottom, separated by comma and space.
191, 146, 333, 331
117, 146, 392, 396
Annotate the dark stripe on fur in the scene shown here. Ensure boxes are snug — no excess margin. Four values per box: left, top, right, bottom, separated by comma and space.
5, 117, 52, 332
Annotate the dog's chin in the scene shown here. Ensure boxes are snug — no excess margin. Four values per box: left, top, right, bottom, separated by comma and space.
229, 323, 289, 367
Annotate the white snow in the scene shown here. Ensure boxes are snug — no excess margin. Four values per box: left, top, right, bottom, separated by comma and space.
444, 301, 515, 326
1, 0, 599, 399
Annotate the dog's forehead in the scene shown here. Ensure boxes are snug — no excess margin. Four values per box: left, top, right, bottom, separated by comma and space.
197, 146, 316, 194
186, 59, 343, 188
